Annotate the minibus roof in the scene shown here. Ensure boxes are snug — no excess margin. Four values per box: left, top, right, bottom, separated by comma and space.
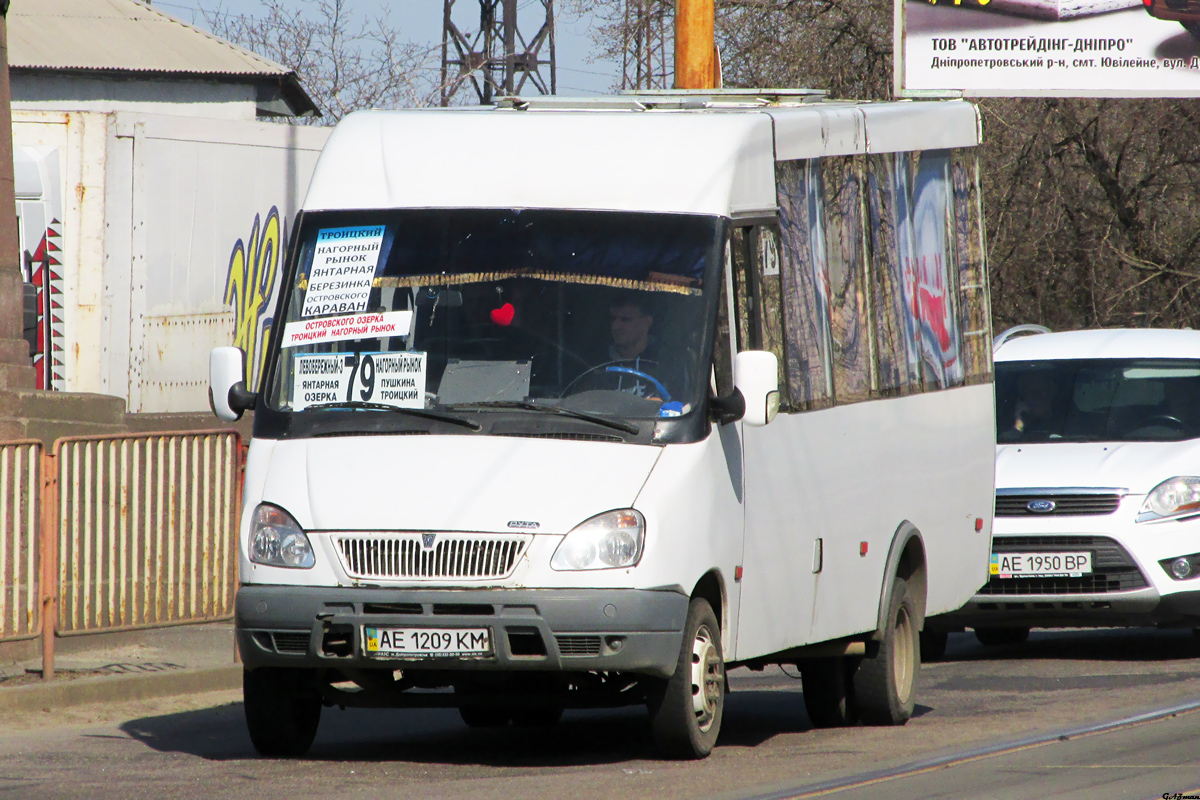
301, 96, 981, 218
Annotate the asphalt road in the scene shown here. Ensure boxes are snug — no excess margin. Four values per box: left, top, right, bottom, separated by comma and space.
2, 628, 1200, 800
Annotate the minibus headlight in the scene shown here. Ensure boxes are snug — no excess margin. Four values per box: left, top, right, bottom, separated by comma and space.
551, 509, 645, 571
249, 504, 315, 568
1138, 477, 1200, 522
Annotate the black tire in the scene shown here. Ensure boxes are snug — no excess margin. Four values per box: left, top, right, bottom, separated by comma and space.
920, 630, 949, 663
974, 627, 1030, 647
1182, 21, 1200, 39
243, 667, 322, 757
647, 597, 724, 759
853, 576, 919, 726
800, 657, 858, 728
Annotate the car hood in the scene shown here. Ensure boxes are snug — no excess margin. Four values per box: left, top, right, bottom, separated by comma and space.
259, 435, 662, 534
995, 440, 1200, 495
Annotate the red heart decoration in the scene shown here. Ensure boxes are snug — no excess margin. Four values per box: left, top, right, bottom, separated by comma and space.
490, 302, 515, 326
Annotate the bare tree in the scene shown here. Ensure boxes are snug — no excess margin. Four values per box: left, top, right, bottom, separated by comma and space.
201, 0, 444, 123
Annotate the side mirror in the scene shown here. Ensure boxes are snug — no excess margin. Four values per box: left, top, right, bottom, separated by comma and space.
210, 346, 257, 422
734, 350, 780, 427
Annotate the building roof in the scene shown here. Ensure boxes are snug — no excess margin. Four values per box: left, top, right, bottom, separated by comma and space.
9, 0, 318, 117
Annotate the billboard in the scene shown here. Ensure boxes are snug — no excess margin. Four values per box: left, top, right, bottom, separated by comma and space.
897, 0, 1200, 95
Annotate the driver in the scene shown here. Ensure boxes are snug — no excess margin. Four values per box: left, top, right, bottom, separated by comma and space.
606, 293, 665, 398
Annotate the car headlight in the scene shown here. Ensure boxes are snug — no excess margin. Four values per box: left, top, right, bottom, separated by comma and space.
551, 509, 645, 571
1138, 477, 1200, 522
248, 504, 315, 568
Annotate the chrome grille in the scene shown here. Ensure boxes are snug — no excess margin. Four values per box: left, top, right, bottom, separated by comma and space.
995, 493, 1122, 517
335, 533, 531, 580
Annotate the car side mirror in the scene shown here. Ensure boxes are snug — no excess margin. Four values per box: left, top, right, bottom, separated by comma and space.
734, 350, 780, 427
209, 346, 257, 422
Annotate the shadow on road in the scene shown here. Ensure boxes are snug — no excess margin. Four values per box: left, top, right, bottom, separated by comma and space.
936, 628, 1200, 665
117, 686, 824, 764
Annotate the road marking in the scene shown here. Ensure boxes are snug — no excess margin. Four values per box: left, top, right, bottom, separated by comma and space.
738, 698, 1200, 799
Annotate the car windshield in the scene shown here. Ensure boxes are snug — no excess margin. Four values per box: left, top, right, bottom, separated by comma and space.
266, 209, 721, 422
996, 358, 1200, 443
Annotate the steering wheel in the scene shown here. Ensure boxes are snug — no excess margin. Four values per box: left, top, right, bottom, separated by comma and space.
561, 360, 670, 402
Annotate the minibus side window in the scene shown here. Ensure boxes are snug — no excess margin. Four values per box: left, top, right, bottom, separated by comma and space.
866, 153, 921, 397
713, 247, 735, 398
777, 159, 834, 411
731, 227, 756, 352
952, 150, 993, 385
823, 155, 873, 405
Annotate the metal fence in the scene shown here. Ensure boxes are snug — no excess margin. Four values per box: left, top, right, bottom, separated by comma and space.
0, 441, 42, 643
53, 431, 241, 634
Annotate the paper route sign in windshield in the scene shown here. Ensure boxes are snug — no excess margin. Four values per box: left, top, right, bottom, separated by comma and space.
292, 352, 427, 411
301, 226, 386, 317
281, 310, 412, 348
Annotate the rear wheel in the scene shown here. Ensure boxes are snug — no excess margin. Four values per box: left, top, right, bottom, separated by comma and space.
243, 667, 323, 757
648, 597, 724, 759
974, 627, 1030, 647
853, 576, 919, 726
1182, 21, 1200, 38
800, 657, 858, 728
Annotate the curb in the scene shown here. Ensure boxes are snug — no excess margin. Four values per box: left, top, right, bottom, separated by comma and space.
0, 665, 242, 714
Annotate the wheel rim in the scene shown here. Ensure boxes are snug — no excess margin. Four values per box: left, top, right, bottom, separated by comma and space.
690, 624, 723, 732
892, 604, 915, 705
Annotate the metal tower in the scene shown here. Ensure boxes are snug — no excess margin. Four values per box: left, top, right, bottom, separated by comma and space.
440, 0, 557, 106
620, 0, 671, 90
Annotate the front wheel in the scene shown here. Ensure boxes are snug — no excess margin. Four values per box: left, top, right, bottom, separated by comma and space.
853, 576, 919, 726
243, 667, 323, 757
648, 597, 724, 759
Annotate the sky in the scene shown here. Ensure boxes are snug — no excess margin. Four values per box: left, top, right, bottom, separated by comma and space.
152, 0, 622, 97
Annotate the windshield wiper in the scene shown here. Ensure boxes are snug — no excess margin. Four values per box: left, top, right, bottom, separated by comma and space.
449, 400, 640, 435
306, 401, 482, 431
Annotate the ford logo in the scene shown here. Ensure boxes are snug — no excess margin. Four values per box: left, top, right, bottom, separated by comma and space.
1027, 499, 1056, 513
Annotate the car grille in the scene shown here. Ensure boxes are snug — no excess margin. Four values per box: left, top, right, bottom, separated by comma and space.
979, 535, 1148, 595
556, 635, 602, 656
335, 533, 531, 580
995, 493, 1122, 517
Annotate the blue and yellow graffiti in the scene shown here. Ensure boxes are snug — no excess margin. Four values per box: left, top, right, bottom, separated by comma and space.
224, 207, 282, 389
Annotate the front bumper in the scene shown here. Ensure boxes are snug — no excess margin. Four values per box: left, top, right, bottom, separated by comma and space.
935, 587, 1200, 629
936, 518, 1200, 629
236, 585, 689, 678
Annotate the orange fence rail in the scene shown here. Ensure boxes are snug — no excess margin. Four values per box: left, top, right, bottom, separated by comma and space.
0, 431, 241, 679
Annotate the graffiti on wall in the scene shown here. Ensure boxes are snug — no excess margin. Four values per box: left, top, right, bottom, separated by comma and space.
223, 207, 282, 390
30, 221, 65, 391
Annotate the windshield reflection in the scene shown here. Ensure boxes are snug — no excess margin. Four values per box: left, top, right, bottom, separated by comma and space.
268, 209, 720, 423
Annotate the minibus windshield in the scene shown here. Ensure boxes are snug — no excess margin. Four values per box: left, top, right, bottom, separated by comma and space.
996, 359, 1200, 443
267, 209, 721, 423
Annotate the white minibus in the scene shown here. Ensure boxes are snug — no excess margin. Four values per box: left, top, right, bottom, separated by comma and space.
210, 91, 996, 759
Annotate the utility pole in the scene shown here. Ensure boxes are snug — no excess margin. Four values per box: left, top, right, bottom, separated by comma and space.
0, 0, 35, 391
441, 0, 556, 106
674, 0, 719, 89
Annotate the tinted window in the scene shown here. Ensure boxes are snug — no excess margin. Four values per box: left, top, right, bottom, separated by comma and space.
996, 359, 1200, 443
